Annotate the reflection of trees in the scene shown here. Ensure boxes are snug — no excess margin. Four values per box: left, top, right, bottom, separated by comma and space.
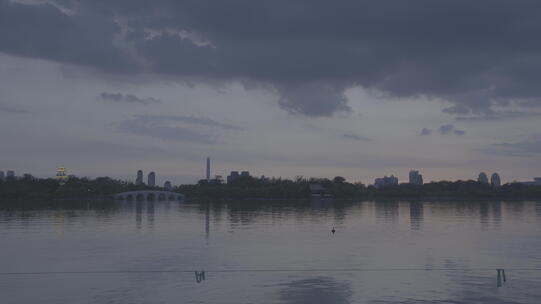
375, 201, 399, 223
536, 201, 541, 224
279, 277, 352, 304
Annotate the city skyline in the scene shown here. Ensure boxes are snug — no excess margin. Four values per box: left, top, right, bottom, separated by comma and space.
1, 1, 541, 185
5, 164, 541, 188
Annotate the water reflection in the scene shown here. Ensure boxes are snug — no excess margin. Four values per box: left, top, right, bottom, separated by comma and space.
135, 201, 143, 229
375, 200, 399, 223
2, 200, 541, 303
147, 202, 154, 229
480, 202, 490, 229
409, 201, 424, 230
279, 277, 352, 304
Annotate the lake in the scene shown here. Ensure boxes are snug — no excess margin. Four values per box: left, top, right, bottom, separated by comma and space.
1, 199, 541, 303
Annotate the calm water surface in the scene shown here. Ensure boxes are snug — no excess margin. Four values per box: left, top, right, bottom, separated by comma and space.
1, 199, 541, 303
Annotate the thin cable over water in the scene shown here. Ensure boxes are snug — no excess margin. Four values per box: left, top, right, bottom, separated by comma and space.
1, 267, 541, 276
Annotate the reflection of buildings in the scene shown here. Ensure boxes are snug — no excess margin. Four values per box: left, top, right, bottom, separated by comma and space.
479, 202, 489, 228
134, 201, 156, 229
136, 201, 143, 229
205, 204, 210, 239
146, 201, 154, 228
374, 175, 398, 188
409, 201, 424, 230
492, 201, 502, 227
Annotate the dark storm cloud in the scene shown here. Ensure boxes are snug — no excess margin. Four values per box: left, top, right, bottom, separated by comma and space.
115, 114, 242, 143
343, 133, 372, 142
0, 0, 136, 73
4, 0, 541, 116
100, 92, 159, 105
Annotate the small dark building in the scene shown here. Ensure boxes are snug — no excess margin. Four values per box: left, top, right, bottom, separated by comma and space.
309, 183, 333, 197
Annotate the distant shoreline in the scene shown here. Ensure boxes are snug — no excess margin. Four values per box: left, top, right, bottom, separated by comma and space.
1, 176, 541, 202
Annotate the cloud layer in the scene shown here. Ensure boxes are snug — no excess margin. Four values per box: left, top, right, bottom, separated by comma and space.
100, 92, 159, 105
3, 0, 541, 116
115, 114, 242, 143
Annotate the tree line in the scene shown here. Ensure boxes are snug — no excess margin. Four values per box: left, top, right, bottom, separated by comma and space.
1, 175, 541, 201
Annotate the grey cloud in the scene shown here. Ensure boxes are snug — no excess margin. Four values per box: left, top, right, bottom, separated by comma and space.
156, 114, 243, 131
492, 139, 541, 156
442, 105, 471, 115
438, 124, 466, 136
420, 124, 465, 136
115, 114, 242, 143
343, 133, 373, 142
277, 82, 350, 116
420, 128, 432, 136
455, 110, 541, 121
100, 92, 159, 105
0, 104, 30, 114
4, 0, 541, 116
439, 124, 455, 135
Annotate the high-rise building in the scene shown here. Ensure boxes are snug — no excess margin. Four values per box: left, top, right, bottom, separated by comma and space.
409, 170, 423, 185
56, 167, 68, 182
136, 170, 144, 185
491, 173, 501, 187
0, 171, 4, 180
478, 172, 489, 184
147, 171, 156, 187
227, 171, 239, 183
6, 170, 15, 180
241, 171, 250, 177
164, 181, 172, 190
374, 175, 399, 188
206, 157, 211, 182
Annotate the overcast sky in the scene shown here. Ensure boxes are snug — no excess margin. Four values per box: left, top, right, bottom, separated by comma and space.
1, 0, 541, 185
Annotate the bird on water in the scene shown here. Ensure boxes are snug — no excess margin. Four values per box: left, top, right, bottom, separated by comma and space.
331, 227, 336, 234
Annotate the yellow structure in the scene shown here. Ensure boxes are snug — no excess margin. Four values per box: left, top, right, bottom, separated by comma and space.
56, 167, 68, 182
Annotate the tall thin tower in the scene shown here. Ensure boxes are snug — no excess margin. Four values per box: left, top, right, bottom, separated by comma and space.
206, 157, 211, 182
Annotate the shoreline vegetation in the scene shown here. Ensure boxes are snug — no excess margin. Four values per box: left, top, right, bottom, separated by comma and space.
1, 175, 541, 202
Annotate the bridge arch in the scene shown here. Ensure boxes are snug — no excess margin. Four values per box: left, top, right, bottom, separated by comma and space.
113, 190, 184, 202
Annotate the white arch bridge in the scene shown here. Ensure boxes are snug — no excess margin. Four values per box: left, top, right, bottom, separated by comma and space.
113, 190, 184, 201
